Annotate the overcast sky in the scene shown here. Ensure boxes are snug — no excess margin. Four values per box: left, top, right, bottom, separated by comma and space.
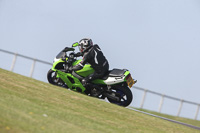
0, 0, 200, 117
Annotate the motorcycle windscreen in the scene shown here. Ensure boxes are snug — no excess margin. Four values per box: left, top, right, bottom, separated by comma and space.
56, 51, 66, 59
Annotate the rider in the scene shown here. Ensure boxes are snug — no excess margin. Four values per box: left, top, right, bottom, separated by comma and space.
70, 38, 109, 87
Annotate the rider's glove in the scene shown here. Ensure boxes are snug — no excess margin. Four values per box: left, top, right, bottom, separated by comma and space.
75, 52, 83, 57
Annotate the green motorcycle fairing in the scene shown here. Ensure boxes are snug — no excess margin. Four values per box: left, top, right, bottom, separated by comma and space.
72, 59, 95, 77
72, 59, 106, 85
56, 70, 86, 92
51, 58, 105, 93
51, 58, 86, 93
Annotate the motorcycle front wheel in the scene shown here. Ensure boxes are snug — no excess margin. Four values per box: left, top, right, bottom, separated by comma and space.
107, 85, 133, 107
47, 69, 65, 86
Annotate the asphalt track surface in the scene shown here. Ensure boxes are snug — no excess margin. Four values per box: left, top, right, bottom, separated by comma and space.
126, 107, 200, 131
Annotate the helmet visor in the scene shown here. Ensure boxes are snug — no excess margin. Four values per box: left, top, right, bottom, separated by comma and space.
78, 44, 83, 53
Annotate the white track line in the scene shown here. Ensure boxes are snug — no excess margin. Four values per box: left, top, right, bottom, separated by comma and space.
126, 107, 200, 130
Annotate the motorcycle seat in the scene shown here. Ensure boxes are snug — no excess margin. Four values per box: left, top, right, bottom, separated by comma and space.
108, 69, 127, 77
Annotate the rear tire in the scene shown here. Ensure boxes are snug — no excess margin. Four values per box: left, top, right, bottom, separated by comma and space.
107, 85, 133, 107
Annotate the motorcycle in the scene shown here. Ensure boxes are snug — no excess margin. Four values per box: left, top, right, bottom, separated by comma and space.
47, 43, 137, 107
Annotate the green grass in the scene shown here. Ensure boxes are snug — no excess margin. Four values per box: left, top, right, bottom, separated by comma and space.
0, 68, 200, 133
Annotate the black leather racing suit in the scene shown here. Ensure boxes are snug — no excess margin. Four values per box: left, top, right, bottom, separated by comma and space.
72, 44, 109, 85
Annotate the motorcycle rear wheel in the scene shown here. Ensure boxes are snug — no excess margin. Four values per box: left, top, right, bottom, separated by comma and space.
107, 85, 133, 107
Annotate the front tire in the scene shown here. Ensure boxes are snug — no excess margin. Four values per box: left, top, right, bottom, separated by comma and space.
47, 69, 64, 86
107, 85, 133, 107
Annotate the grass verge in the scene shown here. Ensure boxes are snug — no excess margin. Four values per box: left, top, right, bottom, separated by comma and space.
0, 68, 199, 133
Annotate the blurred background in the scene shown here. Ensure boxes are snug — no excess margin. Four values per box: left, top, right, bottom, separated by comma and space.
0, 0, 200, 120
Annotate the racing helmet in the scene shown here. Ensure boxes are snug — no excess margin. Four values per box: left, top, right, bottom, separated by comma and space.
78, 38, 93, 53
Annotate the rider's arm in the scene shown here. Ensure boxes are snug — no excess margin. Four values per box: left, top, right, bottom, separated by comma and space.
71, 63, 84, 71
75, 52, 83, 57
71, 52, 90, 71
80, 51, 91, 66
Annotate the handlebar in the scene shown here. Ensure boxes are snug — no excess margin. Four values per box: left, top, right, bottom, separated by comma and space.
74, 52, 83, 57
62, 47, 82, 57
61, 47, 83, 63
